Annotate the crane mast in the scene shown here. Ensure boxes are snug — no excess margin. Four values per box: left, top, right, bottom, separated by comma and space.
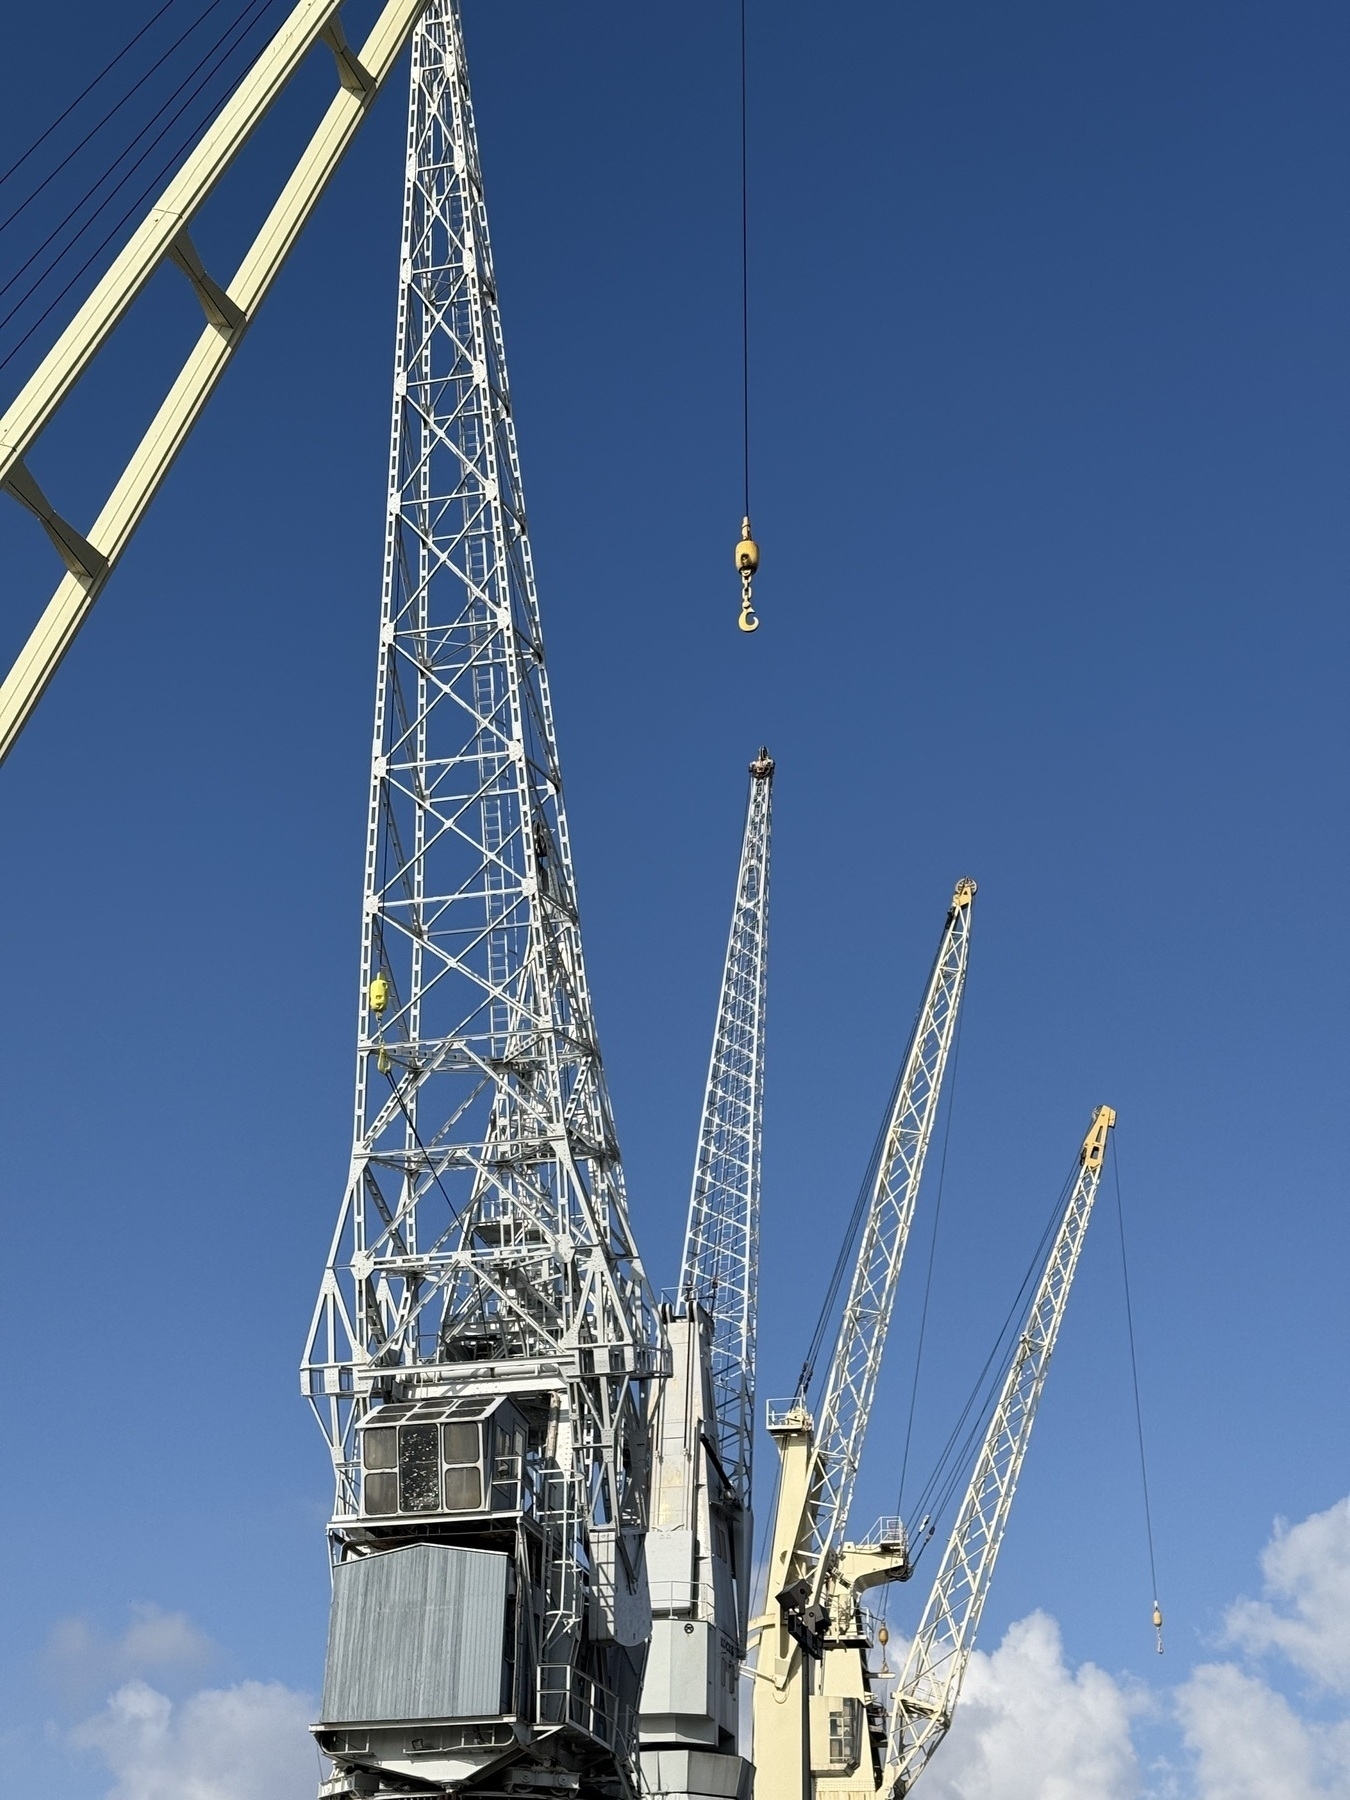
750, 880, 975, 1800
301, 8, 661, 1796
640, 750, 773, 1800
880, 1105, 1117, 1795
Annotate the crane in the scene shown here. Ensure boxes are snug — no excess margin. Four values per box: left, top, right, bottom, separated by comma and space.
764, 1105, 1117, 1800
750, 879, 976, 1800
879, 1105, 1117, 1795
296, 7, 663, 1797
640, 748, 773, 1800
0, 17, 1124, 1800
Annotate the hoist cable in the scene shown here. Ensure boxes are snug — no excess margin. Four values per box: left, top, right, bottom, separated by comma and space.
903, 1162, 1077, 1549
0, 0, 182, 193
794, 917, 969, 1403
0, 0, 277, 376
739, 0, 750, 518
0, 0, 235, 240
896, 1004, 965, 1514
0, 0, 272, 321
793, 1051, 907, 1403
1113, 1138, 1164, 1648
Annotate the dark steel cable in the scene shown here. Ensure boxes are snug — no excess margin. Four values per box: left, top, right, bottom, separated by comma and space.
739, 0, 750, 517
793, 1053, 906, 1403
0, 0, 234, 238
0, 0, 276, 376
904, 1163, 1077, 1543
1113, 1139, 1163, 1639
0, 0, 271, 321
0, 0, 181, 191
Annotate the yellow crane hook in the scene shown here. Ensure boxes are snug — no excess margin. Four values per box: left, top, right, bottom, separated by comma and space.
1152, 1602, 1165, 1655
735, 515, 759, 631
877, 1622, 891, 1678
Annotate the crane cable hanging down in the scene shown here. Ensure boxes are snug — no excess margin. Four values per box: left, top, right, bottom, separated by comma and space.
1115, 1139, 1166, 1653
734, 0, 759, 632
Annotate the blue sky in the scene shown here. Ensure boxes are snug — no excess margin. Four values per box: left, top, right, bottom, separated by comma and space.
0, 2, 1346, 1795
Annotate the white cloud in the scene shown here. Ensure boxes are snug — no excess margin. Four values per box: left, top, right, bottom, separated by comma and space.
1223, 1498, 1350, 1694
46, 1604, 215, 1699
865, 1495, 1350, 1800
72, 1677, 317, 1800
1176, 1662, 1350, 1800
46, 1498, 1350, 1800
917, 1610, 1142, 1800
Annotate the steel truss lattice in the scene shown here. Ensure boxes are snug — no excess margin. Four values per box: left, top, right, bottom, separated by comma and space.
807, 881, 975, 1575
301, 0, 659, 1753
679, 749, 773, 1525
885, 1106, 1116, 1794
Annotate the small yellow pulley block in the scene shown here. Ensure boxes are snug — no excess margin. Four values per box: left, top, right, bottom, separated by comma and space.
368, 971, 391, 1015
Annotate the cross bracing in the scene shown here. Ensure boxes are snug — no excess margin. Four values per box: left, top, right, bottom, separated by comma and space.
884, 1106, 1116, 1794
806, 881, 975, 1578
300, 0, 659, 1697
680, 748, 774, 1524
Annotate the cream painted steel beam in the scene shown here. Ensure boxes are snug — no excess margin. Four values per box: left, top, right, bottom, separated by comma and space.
0, 0, 429, 766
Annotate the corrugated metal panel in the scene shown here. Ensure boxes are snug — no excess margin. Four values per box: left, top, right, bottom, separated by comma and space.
321, 1542, 509, 1723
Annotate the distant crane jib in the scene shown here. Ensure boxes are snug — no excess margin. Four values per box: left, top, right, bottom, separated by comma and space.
807, 879, 976, 1577
884, 1105, 1116, 1794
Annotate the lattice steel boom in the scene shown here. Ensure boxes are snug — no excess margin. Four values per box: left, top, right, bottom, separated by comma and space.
883, 1105, 1117, 1795
807, 878, 976, 1579
635, 751, 773, 1800
301, 8, 661, 1794
680, 747, 774, 1523
750, 880, 974, 1800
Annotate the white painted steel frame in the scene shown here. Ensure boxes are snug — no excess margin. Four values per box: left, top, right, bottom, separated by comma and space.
680, 749, 773, 1522
884, 1106, 1116, 1795
806, 881, 975, 1583
0, 0, 430, 765
300, 0, 659, 1741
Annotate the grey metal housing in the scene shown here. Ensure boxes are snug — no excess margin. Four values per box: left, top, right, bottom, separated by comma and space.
321, 1543, 509, 1725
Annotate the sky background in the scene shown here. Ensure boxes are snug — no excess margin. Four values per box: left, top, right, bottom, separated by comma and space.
0, 1, 1346, 1795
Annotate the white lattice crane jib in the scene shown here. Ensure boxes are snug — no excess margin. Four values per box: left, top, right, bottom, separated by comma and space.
638, 751, 773, 1800
881, 1105, 1117, 1796
749, 879, 975, 1800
